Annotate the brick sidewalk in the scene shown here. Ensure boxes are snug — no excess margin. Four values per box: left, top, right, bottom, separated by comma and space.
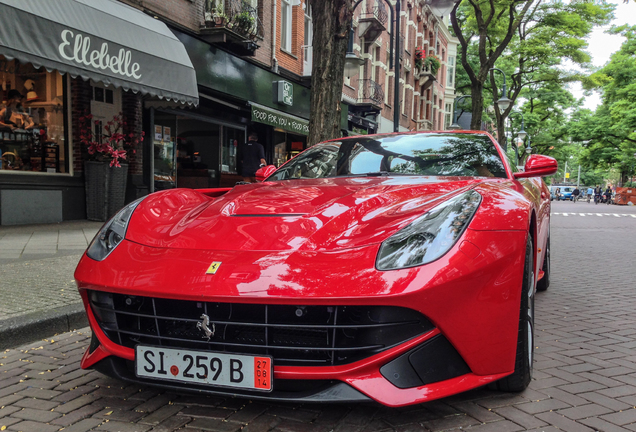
0, 221, 101, 321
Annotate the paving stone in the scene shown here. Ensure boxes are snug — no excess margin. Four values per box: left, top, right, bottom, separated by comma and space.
7, 420, 61, 432
514, 398, 572, 414
10, 406, 62, 422
600, 408, 636, 426
0, 405, 21, 416
178, 405, 233, 419
55, 393, 102, 413
13, 398, 59, 410
449, 401, 504, 423
185, 418, 243, 432
50, 403, 103, 427
96, 420, 152, 431
147, 414, 191, 431
584, 417, 633, 432
535, 411, 596, 432
494, 405, 549, 429
61, 418, 105, 432
134, 394, 176, 413
138, 403, 183, 425
421, 414, 481, 431
225, 402, 269, 424
455, 420, 525, 432
14, 388, 61, 399
94, 407, 146, 422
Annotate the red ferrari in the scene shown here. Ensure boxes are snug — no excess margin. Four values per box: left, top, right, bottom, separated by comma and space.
75, 131, 557, 407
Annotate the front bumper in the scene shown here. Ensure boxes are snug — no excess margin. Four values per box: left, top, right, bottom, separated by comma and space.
76, 228, 527, 406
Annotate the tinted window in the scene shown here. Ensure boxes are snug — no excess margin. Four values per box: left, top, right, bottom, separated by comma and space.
268, 133, 507, 180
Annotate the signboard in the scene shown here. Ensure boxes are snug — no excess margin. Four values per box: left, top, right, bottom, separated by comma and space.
276, 81, 293, 106
251, 103, 309, 135
565, 173, 570, 179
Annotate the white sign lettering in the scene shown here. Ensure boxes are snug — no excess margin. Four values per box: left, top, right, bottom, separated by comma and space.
58, 30, 142, 80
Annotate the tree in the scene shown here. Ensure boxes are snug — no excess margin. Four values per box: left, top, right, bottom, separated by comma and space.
490, 0, 613, 149
307, 0, 354, 146
450, 0, 613, 148
574, 25, 636, 184
450, 0, 536, 135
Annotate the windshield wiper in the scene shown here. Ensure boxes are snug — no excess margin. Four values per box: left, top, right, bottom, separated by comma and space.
364, 171, 390, 176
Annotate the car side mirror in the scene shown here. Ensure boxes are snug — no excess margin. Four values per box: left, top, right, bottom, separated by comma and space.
255, 165, 277, 182
513, 154, 558, 179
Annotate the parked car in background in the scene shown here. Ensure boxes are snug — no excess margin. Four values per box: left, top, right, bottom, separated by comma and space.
551, 186, 574, 201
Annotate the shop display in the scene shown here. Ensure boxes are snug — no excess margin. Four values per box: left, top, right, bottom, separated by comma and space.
0, 57, 67, 173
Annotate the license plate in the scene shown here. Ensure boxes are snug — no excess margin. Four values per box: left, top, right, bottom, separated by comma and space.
135, 345, 272, 392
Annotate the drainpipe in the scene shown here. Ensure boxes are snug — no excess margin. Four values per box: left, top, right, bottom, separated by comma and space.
271, 0, 279, 73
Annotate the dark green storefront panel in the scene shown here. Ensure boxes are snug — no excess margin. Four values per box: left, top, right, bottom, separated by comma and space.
251, 103, 309, 135
174, 30, 310, 120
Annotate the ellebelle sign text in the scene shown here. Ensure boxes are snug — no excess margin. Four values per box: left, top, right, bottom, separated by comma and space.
58, 30, 142, 79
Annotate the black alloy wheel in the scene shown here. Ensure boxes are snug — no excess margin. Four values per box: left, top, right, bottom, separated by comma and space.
536, 236, 550, 292
492, 235, 534, 392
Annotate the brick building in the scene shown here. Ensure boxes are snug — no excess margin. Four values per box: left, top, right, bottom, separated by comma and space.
343, 0, 459, 134
1, 0, 458, 225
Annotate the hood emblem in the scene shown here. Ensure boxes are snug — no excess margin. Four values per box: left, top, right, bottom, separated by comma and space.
206, 262, 222, 274
196, 314, 215, 340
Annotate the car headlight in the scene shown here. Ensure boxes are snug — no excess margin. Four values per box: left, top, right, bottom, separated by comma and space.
86, 198, 144, 261
376, 190, 481, 270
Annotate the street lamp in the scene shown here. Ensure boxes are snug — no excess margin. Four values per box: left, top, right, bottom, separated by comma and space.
449, 95, 471, 130
508, 112, 527, 164
489, 68, 512, 112
344, 29, 364, 78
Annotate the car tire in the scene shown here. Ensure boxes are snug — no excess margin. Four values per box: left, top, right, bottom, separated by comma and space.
536, 236, 550, 292
492, 236, 534, 392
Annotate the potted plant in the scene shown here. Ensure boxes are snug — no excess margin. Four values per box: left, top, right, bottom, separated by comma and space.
424, 54, 441, 76
214, 5, 229, 26
414, 46, 424, 71
79, 112, 144, 221
233, 11, 255, 35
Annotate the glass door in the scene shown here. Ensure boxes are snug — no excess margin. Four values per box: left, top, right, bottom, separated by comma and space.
153, 112, 177, 191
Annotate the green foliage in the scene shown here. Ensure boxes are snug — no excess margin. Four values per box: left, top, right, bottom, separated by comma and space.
423, 55, 441, 75
569, 25, 636, 184
451, 0, 614, 141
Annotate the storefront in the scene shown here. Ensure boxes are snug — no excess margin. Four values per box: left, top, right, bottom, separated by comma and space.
0, 0, 198, 225
145, 30, 315, 192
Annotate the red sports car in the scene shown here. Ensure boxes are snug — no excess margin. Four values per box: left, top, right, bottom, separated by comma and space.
75, 131, 557, 407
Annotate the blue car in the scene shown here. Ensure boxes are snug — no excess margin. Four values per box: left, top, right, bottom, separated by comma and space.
551, 186, 574, 201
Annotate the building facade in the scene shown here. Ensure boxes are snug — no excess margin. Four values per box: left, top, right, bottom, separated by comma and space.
343, 0, 459, 135
0, 0, 458, 225
0, 0, 321, 225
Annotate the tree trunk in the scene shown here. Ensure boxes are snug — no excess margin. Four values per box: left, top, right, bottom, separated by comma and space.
307, 0, 353, 146
470, 83, 484, 130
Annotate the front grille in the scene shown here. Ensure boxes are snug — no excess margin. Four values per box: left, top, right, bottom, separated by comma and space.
88, 291, 433, 366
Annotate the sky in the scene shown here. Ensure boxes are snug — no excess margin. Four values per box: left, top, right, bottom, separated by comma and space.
569, 0, 636, 110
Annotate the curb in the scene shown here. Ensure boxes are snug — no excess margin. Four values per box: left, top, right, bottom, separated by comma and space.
0, 303, 88, 350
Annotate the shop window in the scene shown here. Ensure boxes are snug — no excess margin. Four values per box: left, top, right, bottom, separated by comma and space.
1, 57, 68, 173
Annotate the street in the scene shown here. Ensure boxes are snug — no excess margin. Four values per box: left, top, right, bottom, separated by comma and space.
2, 201, 636, 431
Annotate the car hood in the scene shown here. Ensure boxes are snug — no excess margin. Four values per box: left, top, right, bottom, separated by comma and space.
127, 177, 485, 251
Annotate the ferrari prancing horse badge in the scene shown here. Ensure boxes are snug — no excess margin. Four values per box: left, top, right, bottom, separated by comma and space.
206, 262, 222, 274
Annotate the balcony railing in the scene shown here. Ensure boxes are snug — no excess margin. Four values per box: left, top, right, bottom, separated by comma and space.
360, 1, 388, 26
203, 0, 264, 39
358, 79, 384, 107
302, 45, 313, 77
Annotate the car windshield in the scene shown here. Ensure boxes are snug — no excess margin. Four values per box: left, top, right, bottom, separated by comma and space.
267, 133, 508, 181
